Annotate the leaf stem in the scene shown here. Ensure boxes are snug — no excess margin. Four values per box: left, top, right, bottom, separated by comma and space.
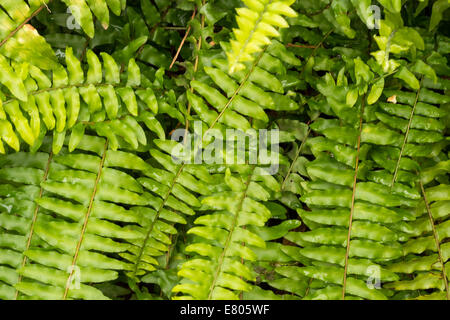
342, 97, 366, 299
391, 77, 424, 187
63, 140, 108, 299
14, 151, 53, 300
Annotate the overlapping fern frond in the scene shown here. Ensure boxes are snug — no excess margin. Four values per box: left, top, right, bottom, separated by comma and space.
268, 4, 450, 300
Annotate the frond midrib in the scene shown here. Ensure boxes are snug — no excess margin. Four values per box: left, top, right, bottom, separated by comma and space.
14, 151, 53, 300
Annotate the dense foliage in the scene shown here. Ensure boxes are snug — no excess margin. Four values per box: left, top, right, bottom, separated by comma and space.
0, 0, 449, 300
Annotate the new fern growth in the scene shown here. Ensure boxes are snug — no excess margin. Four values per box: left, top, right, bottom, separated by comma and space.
227, 0, 297, 73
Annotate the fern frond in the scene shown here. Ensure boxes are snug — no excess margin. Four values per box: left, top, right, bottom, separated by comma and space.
227, 0, 297, 73
0, 47, 168, 154
283, 59, 410, 300
239, 119, 314, 300
189, 41, 301, 133
168, 39, 307, 299
124, 39, 301, 284
0, 127, 214, 299
284, 18, 449, 299
376, 75, 450, 300
243, 216, 305, 299
0, 135, 144, 299
275, 118, 311, 209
